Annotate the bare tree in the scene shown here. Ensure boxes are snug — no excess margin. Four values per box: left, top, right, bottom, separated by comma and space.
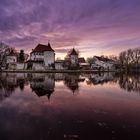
108, 55, 118, 61
119, 47, 140, 71
0, 42, 15, 69
86, 57, 95, 65
132, 48, 140, 64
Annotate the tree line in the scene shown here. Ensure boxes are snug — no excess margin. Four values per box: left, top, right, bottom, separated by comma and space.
86, 47, 140, 71
0, 43, 25, 69
119, 48, 140, 71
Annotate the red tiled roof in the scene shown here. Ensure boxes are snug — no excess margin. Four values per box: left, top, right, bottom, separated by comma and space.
32, 43, 54, 53
78, 57, 86, 63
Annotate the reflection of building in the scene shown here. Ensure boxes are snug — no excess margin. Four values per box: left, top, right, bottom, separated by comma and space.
55, 73, 65, 81
30, 74, 55, 99
87, 73, 115, 85
64, 74, 80, 93
0, 72, 140, 103
29, 43, 55, 70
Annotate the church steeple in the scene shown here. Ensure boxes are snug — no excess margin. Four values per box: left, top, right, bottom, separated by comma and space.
70, 48, 78, 55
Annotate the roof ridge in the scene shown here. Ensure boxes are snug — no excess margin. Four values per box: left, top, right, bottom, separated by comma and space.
32, 43, 54, 52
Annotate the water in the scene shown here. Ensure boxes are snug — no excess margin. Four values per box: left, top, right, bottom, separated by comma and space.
0, 72, 140, 140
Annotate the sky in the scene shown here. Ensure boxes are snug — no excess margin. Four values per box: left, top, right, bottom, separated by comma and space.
0, 0, 140, 59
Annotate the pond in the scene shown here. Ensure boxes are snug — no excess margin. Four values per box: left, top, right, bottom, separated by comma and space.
0, 72, 140, 140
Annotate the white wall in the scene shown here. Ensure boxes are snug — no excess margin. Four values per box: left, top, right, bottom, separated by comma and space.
30, 53, 44, 61
30, 51, 55, 69
16, 63, 25, 70
8, 63, 16, 70
55, 63, 64, 70
6, 56, 17, 63
32, 63, 45, 70
95, 59, 115, 70
44, 51, 55, 67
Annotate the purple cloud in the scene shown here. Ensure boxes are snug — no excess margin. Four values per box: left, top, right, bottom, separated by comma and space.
0, 0, 140, 58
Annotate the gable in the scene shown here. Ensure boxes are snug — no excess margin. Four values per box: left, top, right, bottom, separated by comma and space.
32, 43, 54, 53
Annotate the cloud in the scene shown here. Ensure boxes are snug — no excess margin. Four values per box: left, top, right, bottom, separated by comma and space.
0, 0, 140, 57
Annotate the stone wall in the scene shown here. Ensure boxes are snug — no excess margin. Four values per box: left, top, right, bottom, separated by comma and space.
16, 63, 26, 70
32, 63, 45, 70
55, 63, 64, 70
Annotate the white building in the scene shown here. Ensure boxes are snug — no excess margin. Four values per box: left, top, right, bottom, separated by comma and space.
6, 51, 17, 64
91, 56, 118, 70
6, 50, 17, 70
70, 48, 79, 67
30, 43, 55, 70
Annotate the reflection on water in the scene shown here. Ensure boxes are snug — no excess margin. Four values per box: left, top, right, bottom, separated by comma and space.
119, 74, 140, 92
64, 74, 80, 93
0, 72, 140, 140
0, 72, 139, 101
30, 74, 55, 99
87, 72, 117, 85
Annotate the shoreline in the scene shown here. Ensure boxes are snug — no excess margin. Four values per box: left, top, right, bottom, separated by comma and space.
0, 70, 119, 73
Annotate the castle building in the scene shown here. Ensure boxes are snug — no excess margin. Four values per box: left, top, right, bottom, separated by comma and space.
69, 48, 79, 67
30, 42, 55, 70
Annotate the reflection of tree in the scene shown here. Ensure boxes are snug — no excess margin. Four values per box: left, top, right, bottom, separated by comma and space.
64, 74, 80, 93
0, 73, 29, 101
0, 74, 17, 101
55, 73, 65, 81
0, 72, 139, 103
30, 74, 55, 100
87, 72, 140, 93
119, 74, 140, 93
